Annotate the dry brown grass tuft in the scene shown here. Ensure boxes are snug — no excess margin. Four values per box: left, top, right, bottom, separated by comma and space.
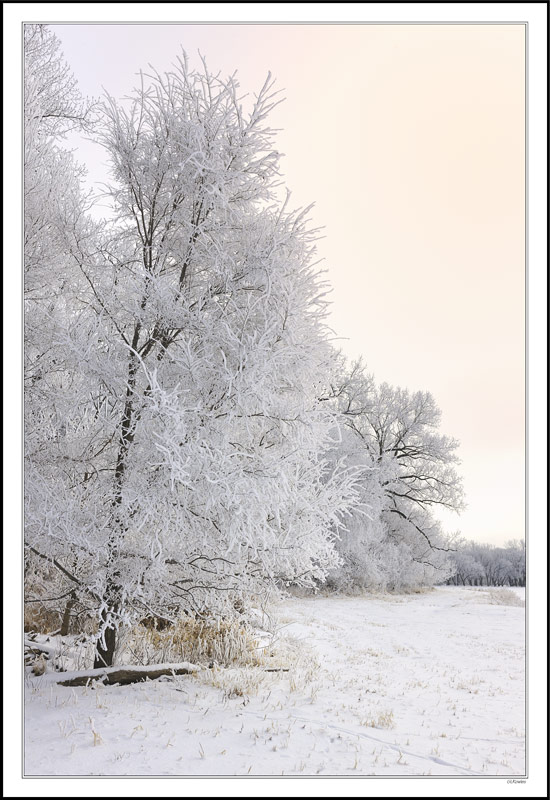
121, 615, 264, 668
24, 603, 61, 635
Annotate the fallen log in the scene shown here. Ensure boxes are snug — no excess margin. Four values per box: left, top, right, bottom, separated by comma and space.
24, 638, 55, 656
57, 662, 200, 687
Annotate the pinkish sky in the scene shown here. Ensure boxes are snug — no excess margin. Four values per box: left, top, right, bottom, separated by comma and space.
51, 23, 525, 546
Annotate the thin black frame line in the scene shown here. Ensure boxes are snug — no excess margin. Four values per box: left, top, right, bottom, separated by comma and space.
26, 21, 528, 26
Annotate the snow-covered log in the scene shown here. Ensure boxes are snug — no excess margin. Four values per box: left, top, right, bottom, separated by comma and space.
57, 662, 201, 687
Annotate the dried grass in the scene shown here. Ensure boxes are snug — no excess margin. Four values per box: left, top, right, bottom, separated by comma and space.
24, 603, 62, 635
120, 615, 264, 668
484, 588, 525, 607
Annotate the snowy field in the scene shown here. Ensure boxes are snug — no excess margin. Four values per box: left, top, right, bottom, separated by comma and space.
24, 586, 525, 777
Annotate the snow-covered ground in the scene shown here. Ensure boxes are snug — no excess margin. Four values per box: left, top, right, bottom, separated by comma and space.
24, 586, 525, 777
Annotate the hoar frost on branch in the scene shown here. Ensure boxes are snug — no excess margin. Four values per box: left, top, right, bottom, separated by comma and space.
24, 48, 360, 667
323, 358, 465, 590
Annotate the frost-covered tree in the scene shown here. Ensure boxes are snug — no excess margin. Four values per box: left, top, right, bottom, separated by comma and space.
24, 53, 359, 667
24, 24, 96, 315
323, 421, 387, 591
24, 25, 99, 631
24, 24, 95, 137
449, 548, 486, 586
324, 358, 462, 590
503, 539, 526, 586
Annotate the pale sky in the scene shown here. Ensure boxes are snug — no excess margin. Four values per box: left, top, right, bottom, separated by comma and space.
50, 23, 526, 546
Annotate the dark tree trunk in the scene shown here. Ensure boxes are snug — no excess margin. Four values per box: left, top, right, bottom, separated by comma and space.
94, 608, 117, 668
60, 591, 77, 636
92, 340, 141, 670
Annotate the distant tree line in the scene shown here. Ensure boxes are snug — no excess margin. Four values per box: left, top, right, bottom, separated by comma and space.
445, 539, 525, 587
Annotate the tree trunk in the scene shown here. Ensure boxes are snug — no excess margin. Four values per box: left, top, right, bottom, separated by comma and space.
92, 337, 140, 670
60, 591, 77, 636
94, 608, 117, 668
